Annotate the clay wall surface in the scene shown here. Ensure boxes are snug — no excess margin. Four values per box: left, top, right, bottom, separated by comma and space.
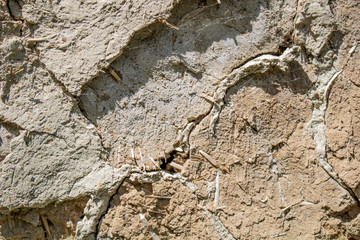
0, 0, 359, 239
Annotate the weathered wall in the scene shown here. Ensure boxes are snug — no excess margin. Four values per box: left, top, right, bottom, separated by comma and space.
0, 0, 359, 239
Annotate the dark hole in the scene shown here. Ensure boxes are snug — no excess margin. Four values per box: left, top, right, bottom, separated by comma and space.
159, 150, 177, 173
24, 135, 31, 146
277, 45, 287, 55
47, 218, 54, 228
198, 0, 207, 7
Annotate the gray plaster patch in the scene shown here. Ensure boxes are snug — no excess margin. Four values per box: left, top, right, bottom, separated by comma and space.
79, 0, 296, 165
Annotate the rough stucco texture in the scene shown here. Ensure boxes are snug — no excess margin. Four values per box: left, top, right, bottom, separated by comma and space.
0, 0, 359, 239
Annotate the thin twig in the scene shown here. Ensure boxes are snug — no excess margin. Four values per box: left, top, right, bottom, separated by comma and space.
131, 148, 138, 166
216, 206, 226, 210
157, 18, 179, 30
144, 195, 172, 199
139, 150, 146, 172
13, 68, 24, 75
109, 67, 121, 82
214, 170, 220, 207
324, 70, 343, 102
199, 150, 220, 168
148, 157, 160, 168
270, 233, 287, 238
40, 214, 53, 239
199, 93, 215, 103
349, 42, 358, 54
281, 201, 314, 213
131, 148, 135, 159
174, 147, 184, 152
260, 196, 268, 203
168, 161, 184, 171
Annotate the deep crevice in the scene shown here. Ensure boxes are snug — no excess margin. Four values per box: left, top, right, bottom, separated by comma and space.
35, 60, 110, 158
6, 0, 24, 36
95, 177, 129, 239
322, 157, 360, 208
6, 0, 15, 20
37, 60, 77, 103
198, 0, 207, 7
77, 99, 111, 162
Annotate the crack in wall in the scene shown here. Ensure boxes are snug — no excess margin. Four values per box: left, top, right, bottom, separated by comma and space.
77, 100, 111, 160
171, 100, 214, 156
35, 58, 113, 160
6, 0, 15, 20
163, 47, 302, 175
75, 165, 133, 240
307, 42, 360, 207
0, 115, 24, 132
38, 60, 77, 104
0, 113, 67, 143
94, 176, 129, 239
206, 46, 300, 135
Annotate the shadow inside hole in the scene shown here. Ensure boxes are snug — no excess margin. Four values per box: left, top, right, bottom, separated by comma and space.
159, 150, 179, 173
